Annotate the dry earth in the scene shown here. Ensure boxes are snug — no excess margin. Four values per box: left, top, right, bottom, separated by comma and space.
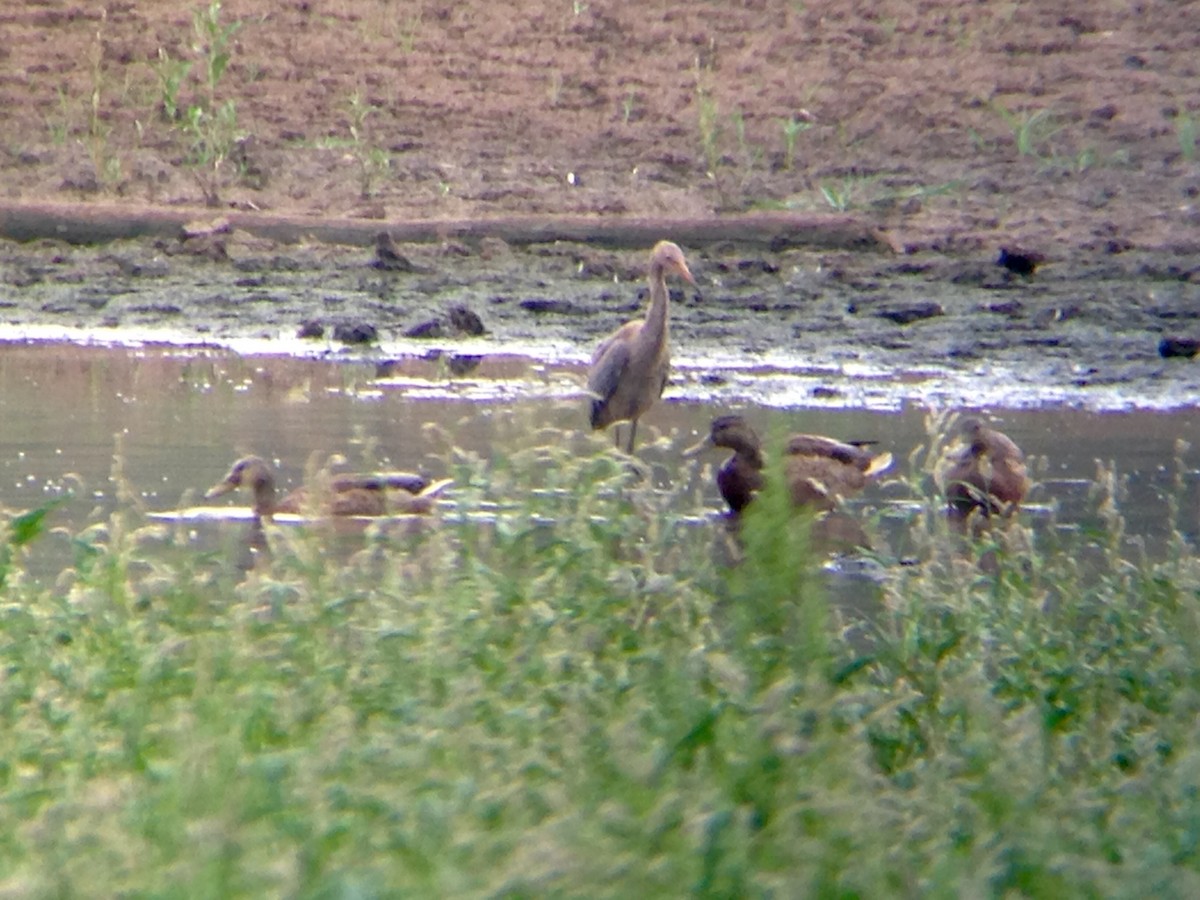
2, 0, 1198, 251
0, 1, 1199, 408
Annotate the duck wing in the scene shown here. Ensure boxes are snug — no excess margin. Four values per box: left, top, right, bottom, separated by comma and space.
784, 434, 892, 475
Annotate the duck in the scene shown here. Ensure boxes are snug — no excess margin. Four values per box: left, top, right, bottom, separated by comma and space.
588, 240, 695, 453
684, 414, 894, 515
203, 455, 450, 519
939, 417, 1030, 521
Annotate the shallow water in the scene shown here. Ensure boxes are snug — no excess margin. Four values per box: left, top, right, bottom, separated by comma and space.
2, 341, 1199, 581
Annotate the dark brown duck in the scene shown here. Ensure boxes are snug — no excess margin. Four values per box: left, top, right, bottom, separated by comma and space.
684, 414, 893, 515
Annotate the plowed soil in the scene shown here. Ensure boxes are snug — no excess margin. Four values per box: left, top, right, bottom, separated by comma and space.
4, 0, 1199, 249
1, 1, 1198, 408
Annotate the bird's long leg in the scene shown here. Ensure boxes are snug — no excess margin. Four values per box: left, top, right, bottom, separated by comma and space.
625, 420, 638, 454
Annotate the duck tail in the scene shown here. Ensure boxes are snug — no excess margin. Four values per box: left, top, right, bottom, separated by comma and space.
866, 452, 894, 478
416, 478, 454, 499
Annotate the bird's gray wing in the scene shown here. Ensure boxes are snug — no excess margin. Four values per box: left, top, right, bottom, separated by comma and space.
587, 339, 631, 405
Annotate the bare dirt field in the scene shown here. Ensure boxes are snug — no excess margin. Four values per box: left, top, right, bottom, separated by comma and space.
3, 0, 1199, 247
1, 0, 1198, 406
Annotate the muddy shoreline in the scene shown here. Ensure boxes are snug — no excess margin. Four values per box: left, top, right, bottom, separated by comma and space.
2, 216, 1198, 411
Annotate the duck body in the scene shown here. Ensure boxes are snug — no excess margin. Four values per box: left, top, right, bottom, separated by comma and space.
941, 418, 1030, 520
204, 456, 448, 519
686, 415, 893, 515
716, 451, 765, 513
588, 240, 695, 452
780, 433, 892, 511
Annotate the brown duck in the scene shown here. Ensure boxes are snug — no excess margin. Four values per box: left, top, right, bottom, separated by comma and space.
683, 414, 894, 514
940, 417, 1030, 520
588, 240, 695, 453
204, 456, 450, 519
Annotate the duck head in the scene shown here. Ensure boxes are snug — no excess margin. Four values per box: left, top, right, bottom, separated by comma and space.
205, 455, 277, 518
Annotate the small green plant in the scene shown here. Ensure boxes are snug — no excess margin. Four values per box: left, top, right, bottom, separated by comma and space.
622, 90, 636, 124
348, 91, 371, 140
150, 47, 192, 121
86, 19, 122, 192
819, 177, 855, 211
780, 115, 811, 170
730, 110, 754, 165
695, 77, 721, 172
399, 11, 422, 53
183, 0, 243, 205
994, 104, 1063, 158
0, 497, 66, 590
99, 156, 123, 192
183, 101, 239, 204
347, 91, 390, 198
778, 175, 954, 214
1176, 113, 1197, 162
193, 1, 239, 111
967, 125, 989, 153
47, 86, 72, 145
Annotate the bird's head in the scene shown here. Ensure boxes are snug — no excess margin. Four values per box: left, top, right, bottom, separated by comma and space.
683, 414, 762, 458
650, 240, 696, 285
205, 455, 275, 500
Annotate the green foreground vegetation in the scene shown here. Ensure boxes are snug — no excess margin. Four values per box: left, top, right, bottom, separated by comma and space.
2, 432, 1200, 898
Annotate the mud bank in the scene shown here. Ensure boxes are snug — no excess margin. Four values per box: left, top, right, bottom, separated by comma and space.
1, 220, 1198, 411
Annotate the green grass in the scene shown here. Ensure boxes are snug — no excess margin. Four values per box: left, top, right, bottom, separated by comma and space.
398, 10, 422, 54
179, 0, 244, 206
694, 65, 722, 174
150, 47, 193, 123
346, 91, 390, 199
3, 429, 1200, 897
763, 175, 961, 213
994, 104, 1064, 158
780, 115, 811, 171
1177, 113, 1197, 163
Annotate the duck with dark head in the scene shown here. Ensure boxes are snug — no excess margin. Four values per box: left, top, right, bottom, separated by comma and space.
684, 414, 894, 555
588, 240, 695, 454
685, 414, 894, 516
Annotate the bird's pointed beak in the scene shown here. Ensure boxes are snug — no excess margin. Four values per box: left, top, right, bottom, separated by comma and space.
682, 433, 713, 458
678, 260, 696, 285
204, 478, 237, 501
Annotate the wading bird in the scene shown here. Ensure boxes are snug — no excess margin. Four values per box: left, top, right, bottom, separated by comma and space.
588, 240, 695, 453
204, 455, 450, 519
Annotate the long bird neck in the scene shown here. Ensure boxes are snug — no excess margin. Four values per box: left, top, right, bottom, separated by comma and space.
639, 260, 671, 346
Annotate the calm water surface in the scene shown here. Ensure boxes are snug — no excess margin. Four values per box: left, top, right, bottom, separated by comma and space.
2, 342, 1199, 580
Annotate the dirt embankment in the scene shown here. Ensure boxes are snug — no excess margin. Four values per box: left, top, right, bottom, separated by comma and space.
0, 2, 1198, 410
1, 1, 1198, 254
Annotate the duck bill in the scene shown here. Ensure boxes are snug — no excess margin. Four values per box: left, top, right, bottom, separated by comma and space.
681, 434, 714, 458
204, 479, 237, 501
